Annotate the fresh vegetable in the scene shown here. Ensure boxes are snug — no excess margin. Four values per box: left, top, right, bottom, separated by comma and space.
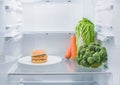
76, 43, 107, 68
71, 35, 77, 60
65, 35, 77, 60
65, 44, 71, 59
75, 18, 95, 52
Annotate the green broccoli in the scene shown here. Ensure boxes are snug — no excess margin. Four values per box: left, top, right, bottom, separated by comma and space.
80, 60, 90, 67
93, 52, 101, 63
76, 55, 83, 64
96, 43, 101, 46
91, 51, 95, 54
90, 43, 97, 46
86, 48, 90, 52
78, 46, 83, 56
88, 44, 95, 51
101, 47, 107, 57
87, 57, 95, 64
102, 57, 107, 62
99, 47, 107, 62
79, 46, 84, 50
79, 48, 86, 55
83, 44, 88, 48
94, 46, 101, 52
91, 62, 102, 68
76, 43, 107, 68
83, 55, 88, 60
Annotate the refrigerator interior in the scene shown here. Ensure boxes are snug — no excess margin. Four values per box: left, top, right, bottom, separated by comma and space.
0, 0, 120, 85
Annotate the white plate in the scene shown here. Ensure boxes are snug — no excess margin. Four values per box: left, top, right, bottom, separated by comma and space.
18, 56, 62, 66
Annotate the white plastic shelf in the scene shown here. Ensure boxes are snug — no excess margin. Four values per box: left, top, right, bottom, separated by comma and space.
95, 5, 114, 11
7, 62, 112, 85
5, 5, 23, 13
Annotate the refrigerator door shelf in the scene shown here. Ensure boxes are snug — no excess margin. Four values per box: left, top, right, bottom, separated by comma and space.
5, 5, 23, 13
4, 33, 22, 41
95, 4, 114, 11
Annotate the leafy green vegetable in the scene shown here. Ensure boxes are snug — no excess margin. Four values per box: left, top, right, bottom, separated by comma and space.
75, 18, 108, 68
76, 43, 108, 68
75, 18, 95, 52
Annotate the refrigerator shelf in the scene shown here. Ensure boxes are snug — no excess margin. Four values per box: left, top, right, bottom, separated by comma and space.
7, 62, 112, 85
8, 58, 109, 75
7, 61, 112, 85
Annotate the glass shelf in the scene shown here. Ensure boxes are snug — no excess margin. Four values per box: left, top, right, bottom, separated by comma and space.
8, 58, 109, 74
7, 59, 112, 85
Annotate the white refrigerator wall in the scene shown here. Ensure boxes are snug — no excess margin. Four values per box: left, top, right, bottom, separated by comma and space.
110, 0, 120, 71
21, 0, 95, 32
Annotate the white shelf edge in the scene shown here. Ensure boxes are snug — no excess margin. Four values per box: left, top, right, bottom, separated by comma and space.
96, 24, 113, 29
22, 31, 74, 35
20, 80, 96, 84
95, 5, 113, 11
6, 23, 23, 28
4, 32, 22, 38
97, 33, 114, 42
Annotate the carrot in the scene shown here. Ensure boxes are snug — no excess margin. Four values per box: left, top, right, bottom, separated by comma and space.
65, 44, 71, 59
71, 35, 77, 60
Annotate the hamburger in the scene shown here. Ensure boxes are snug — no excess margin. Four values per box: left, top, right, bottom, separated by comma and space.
31, 50, 48, 63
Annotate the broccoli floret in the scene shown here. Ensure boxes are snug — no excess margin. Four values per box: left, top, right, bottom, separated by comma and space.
101, 47, 107, 57
80, 60, 90, 67
83, 44, 88, 48
88, 44, 95, 51
90, 42, 94, 45
91, 51, 95, 54
79, 46, 84, 50
86, 48, 90, 52
79, 48, 86, 55
99, 47, 107, 62
83, 55, 88, 60
76, 55, 83, 65
95, 43, 101, 46
93, 52, 101, 63
95, 46, 101, 52
76, 57, 81, 64
102, 57, 107, 62
78, 46, 84, 56
87, 57, 95, 64
85, 51, 93, 58
91, 62, 102, 68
